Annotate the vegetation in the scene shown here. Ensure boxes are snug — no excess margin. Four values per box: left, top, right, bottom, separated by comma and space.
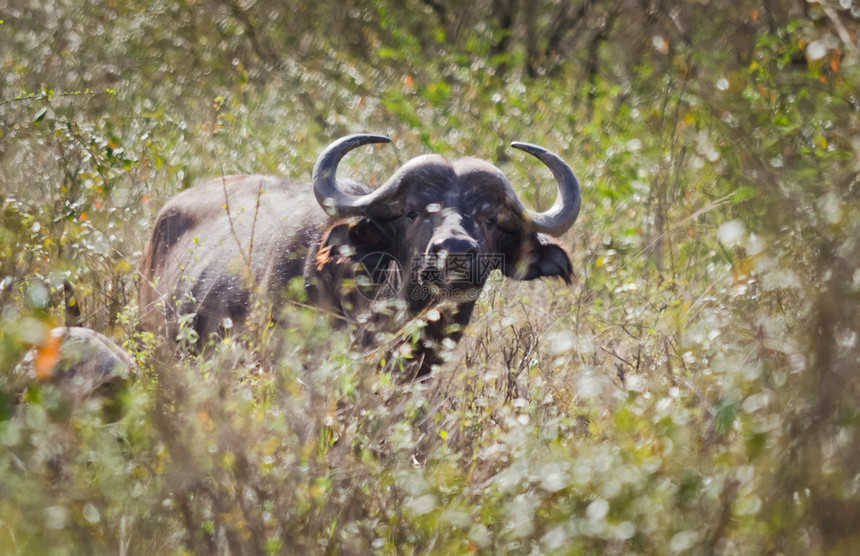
1, 0, 859, 553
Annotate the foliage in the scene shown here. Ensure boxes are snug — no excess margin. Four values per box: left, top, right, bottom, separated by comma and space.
1, 0, 859, 553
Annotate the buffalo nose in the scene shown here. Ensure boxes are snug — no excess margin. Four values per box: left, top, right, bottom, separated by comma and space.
424, 237, 479, 283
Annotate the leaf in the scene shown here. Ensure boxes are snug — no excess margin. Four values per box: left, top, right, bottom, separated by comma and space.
831, 49, 841, 73
33, 107, 47, 127
35, 333, 61, 380
732, 186, 754, 203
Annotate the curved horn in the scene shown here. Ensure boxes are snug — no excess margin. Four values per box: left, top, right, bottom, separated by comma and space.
313, 134, 392, 216
511, 142, 582, 236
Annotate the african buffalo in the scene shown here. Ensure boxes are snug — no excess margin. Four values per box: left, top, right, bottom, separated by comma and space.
139, 135, 581, 376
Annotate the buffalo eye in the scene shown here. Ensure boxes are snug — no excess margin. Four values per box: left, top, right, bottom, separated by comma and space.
405, 209, 419, 222
486, 217, 497, 229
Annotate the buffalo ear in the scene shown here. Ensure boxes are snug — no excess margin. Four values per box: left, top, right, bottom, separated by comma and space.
345, 217, 389, 249
316, 218, 393, 269
312, 218, 399, 316
503, 233, 573, 283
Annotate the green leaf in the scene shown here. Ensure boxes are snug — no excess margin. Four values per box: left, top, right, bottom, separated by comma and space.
733, 186, 755, 203
715, 401, 736, 435
33, 107, 47, 127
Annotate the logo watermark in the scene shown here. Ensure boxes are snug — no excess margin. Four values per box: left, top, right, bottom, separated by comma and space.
353, 253, 505, 302
354, 252, 404, 302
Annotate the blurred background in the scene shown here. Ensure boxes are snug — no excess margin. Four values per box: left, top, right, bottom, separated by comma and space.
1, 0, 859, 553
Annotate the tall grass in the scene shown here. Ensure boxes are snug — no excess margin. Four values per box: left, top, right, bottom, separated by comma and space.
2, 1, 859, 553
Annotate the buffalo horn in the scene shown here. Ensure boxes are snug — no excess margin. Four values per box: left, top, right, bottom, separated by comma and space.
312, 134, 400, 217
510, 142, 582, 236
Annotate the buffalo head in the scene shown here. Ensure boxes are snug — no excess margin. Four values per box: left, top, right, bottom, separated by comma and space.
309, 135, 581, 374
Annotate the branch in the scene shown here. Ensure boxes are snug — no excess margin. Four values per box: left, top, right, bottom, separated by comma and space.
219, 167, 251, 272
543, 0, 587, 65
820, 1, 859, 60
0, 88, 116, 108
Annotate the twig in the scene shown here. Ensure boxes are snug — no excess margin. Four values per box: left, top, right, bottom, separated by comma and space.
599, 345, 634, 368
247, 179, 264, 276
0, 88, 116, 107
820, 1, 859, 60
219, 166, 251, 271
